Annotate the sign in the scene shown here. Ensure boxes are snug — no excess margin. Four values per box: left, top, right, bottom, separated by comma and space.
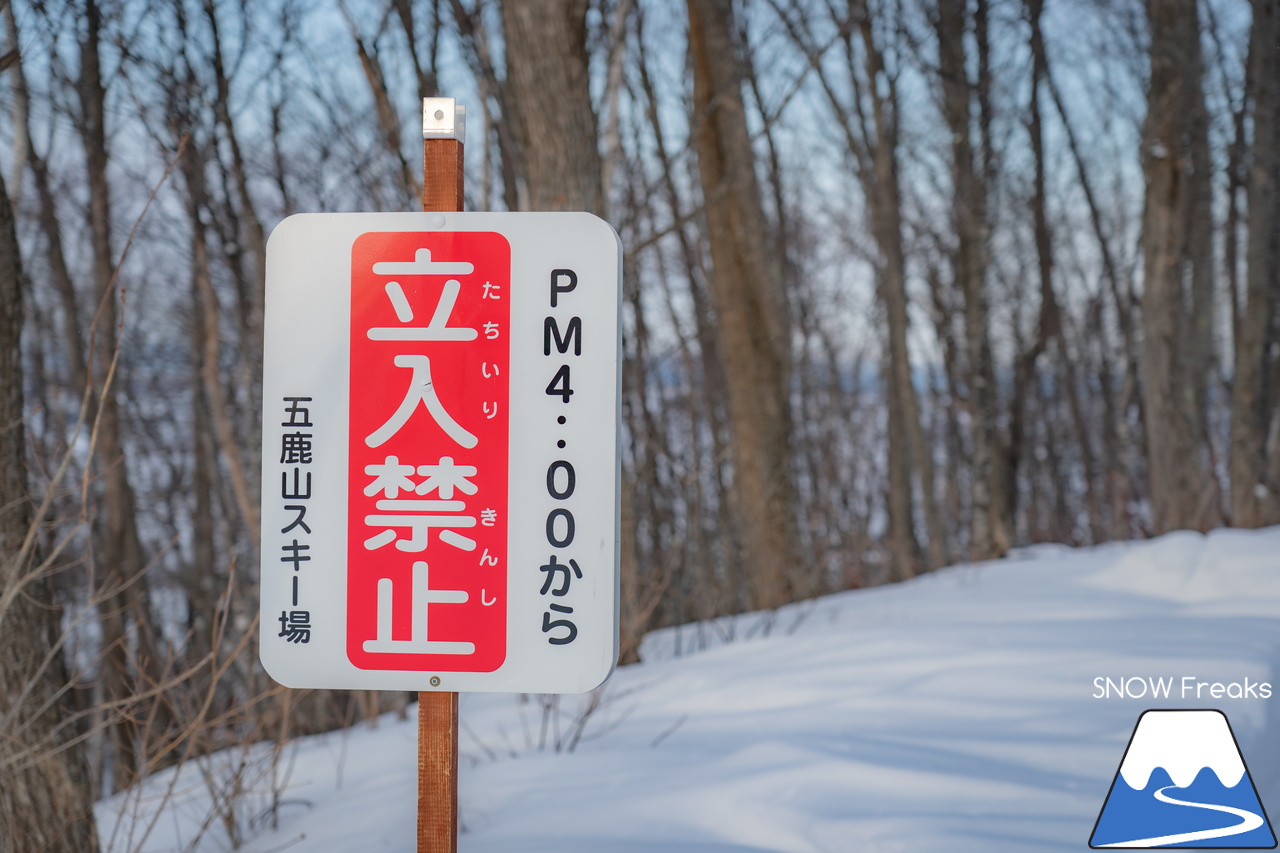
260, 212, 621, 693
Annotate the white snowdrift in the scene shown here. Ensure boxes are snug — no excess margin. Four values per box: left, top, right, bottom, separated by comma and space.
98, 526, 1280, 853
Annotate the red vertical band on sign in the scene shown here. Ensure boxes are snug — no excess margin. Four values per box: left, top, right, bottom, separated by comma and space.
348, 231, 510, 672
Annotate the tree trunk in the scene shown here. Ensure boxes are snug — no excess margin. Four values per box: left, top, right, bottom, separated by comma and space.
860, 15, 939, 577
205, 0, 267, 536
342, 4, 422, 206
936, 0, 1007, 561
688, 0, 805, 607
0, 163, 100, 853
79, 0, 168, 790
1140, 0, 1217, 534
392, 0, 442, 100
1042, 40, 1144, 540
636, 4, 739, 596
1230, 0, 1280, 527
500, 0, 603, 214
774, 0, 942, 576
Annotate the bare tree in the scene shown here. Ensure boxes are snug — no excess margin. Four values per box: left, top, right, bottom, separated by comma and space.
1018, 0, 1104, 543
1230, 0, 1280, 528
340, 0, 422, 206
1140, 0, 1218, 534
76, 0, 178, 791
688, 0, 807, 607
934, 0, 1008, 560
1039, 13, 1145, 541
0, 153, 100, 853
500, 0, 603, 213
774, 0, 944, 576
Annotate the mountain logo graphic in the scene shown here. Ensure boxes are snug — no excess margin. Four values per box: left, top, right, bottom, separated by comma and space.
1090, 709, 1277, 848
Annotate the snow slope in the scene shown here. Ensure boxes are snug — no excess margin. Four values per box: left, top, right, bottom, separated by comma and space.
97, 526, 1280, 852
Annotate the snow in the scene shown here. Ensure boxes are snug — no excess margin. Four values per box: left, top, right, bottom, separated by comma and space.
98, 526, 1280, 852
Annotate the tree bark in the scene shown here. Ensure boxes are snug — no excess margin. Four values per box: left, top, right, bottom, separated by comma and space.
861, 12, 940, 576
936, 0, 1007, 560
0, 162, 100, 853
79, 0, 168, 790
1140, 0, 1217, 534
500, 0, 603, 214
1230, 0, 1280, 527
688, 0, 805, 607
204, 0, 268, 523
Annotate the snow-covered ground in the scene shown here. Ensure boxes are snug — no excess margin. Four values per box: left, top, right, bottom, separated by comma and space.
98, 526, 1280, 852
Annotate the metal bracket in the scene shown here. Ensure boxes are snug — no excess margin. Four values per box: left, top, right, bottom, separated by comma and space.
423, 97, 465, 144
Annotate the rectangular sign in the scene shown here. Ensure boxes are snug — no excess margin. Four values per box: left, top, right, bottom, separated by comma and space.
261, 212, 620, 693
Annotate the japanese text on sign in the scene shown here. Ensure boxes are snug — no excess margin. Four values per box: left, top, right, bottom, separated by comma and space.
276, 396, 316, 645
538, 269, 589, 645
347, 234, 511, 672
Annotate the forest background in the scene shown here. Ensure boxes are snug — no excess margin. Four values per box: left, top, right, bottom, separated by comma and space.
0, 0, 1278, 850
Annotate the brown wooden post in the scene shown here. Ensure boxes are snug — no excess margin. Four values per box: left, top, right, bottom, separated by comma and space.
417, 689, 458, 852
417, 97, 464, 853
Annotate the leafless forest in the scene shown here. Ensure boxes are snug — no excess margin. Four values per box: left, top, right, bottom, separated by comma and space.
1, 0, 1277, 848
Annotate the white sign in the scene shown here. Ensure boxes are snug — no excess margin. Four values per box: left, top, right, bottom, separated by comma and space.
259, 212, 621, 693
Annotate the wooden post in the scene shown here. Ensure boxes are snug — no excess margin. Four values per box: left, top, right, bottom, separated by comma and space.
417, 97, 464, 853
417, 690, 458, 852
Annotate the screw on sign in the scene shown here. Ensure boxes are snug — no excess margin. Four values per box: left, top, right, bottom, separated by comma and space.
348, 235, 511, 673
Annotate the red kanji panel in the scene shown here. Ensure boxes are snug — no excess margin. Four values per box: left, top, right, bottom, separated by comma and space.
347, 231, 510, 672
